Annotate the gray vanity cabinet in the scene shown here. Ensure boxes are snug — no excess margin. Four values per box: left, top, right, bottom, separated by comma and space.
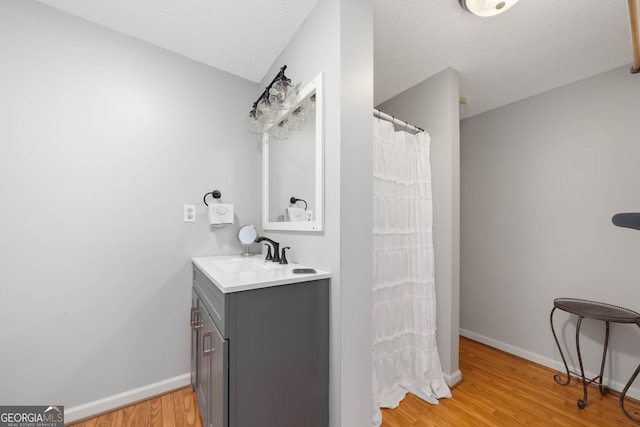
191, 263, 329, 427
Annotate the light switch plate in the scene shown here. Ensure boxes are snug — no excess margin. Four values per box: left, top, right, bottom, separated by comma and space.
184, 204, 196, 222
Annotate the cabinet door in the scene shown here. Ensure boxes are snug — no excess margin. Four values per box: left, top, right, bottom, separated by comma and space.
190, 289, 199, 391
200, 308, 228, 427
209, 321, 228, 427
196, 298, 210, 427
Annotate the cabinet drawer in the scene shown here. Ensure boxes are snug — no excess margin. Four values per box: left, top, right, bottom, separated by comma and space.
193, 264, 229, 338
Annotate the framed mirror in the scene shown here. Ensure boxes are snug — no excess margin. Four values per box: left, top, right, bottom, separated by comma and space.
262, 73, 323, 232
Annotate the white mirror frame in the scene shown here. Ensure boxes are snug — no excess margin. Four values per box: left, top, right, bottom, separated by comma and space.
262, 72, 324, 232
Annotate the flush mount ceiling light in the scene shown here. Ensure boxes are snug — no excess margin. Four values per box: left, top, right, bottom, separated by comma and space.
459, 96, 468, 115
459, 0, 520, 17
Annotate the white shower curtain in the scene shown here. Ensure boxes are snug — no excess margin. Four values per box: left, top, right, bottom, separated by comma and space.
372, 118, 451, 426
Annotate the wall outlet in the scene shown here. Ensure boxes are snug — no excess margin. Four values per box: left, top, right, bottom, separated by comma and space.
184, 204, 196, 223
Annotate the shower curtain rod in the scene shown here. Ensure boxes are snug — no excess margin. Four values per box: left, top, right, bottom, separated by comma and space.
373, 108, 424, 134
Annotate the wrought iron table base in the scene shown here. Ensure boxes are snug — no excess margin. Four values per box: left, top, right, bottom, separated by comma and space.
619, 323, 640, 422
550, 309, 610, 408
550, 298, 640, 422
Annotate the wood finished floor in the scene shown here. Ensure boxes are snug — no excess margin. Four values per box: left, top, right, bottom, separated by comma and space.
68, 337, 640, 426
382, 336, 640, 426
68, 387, 202, 427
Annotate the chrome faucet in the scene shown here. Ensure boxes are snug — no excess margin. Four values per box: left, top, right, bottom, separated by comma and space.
254, 236, 280, 263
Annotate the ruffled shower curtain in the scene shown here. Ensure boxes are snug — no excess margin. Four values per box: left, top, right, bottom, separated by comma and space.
372, 118, 451, 426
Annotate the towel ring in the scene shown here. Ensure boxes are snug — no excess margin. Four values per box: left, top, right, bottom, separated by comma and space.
203, 190, 222, 206
290, 196, 308, 210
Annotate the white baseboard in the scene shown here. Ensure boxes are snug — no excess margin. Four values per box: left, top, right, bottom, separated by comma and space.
459, 329, 640, 401
443, 369, 463, 388
64, 373, 191, 424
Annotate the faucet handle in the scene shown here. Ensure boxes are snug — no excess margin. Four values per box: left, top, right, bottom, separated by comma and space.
279, 247, 290, 265
264, 244, 273, 261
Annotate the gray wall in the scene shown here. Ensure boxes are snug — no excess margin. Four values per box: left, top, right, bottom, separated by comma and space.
0, 0, 260, 412
460, 65, 640, 395
259, 0, 374, 425
376, 68, 461, 385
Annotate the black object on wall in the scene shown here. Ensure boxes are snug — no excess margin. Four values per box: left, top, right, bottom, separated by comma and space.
612, 213, 640, 231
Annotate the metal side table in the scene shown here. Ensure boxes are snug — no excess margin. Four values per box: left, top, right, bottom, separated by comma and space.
550, 298, 640, 421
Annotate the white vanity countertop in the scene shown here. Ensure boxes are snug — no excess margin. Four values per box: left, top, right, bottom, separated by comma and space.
192, 255, 331, 294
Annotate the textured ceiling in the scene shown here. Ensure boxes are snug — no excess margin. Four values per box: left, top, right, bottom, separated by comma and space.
374, 0, 633, 117
34, 0, 319, 83
35, 0, 635, 118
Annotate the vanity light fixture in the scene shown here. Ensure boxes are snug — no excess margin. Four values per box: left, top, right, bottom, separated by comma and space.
458, 0, 520, 17
247, 65, 299, 137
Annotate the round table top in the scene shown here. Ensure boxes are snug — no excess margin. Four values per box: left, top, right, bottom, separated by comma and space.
554, 298, 640, 323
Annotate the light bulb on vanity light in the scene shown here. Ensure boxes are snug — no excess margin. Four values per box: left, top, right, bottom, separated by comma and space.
288, 107, 306, 131
270, 76, 296, 109
247, 103, 262, 134
256, 94, 277, 124
303, 94, 316, 118
271, 119, 291, 140
458, 0, 520, 17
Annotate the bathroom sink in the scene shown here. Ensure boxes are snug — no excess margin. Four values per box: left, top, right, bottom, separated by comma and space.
192, 255, 330, 293
211, 258, 284, 274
